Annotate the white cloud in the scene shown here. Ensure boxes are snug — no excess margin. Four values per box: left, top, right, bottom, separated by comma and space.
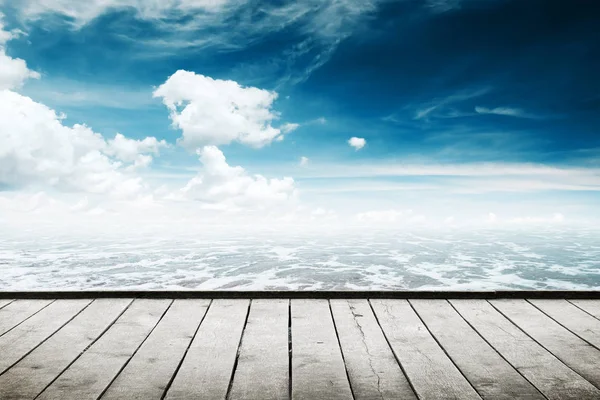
0, 15, 40, 90
106, 133, 168, 165
281, 122, 300, 133
348, 137, 366, 150
10, 0, 232, 27
474, 106, 533, 118
0, 90, 164, 197
299, 156, 309, 166
170, 145, 297, 211
154, 70, 291, 149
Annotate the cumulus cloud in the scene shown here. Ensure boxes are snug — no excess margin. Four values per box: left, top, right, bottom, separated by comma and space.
0, 15, 40, 90
106, 133, 168, 168
154, 70, 293, 149
170, 145, 297, 211
299, 156, 309, 166
0, 90, 164, 197
348, 137, 366, 150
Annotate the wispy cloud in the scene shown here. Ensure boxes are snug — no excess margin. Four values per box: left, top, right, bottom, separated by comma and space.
412, 87, 490, 120
474, 106, 544, 119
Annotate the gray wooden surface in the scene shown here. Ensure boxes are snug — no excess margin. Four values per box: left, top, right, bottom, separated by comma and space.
0, 299, 131, 400
2, 297, 600, 400
452, 299, 600, 400
164, 299, 249, 400
410, 299, 544, 399
330, 299, 416, 400
291, 299, 354, 400
229, 299, 289, 400
37, 299, 171, 400
101, 299, 210, 400
371, 299, 481, 400
570, 299, 600, 319
490, 299, 600, 388
0, 299, 53, 337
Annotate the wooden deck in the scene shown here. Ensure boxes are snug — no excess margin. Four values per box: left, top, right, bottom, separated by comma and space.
0, 294, 599, 399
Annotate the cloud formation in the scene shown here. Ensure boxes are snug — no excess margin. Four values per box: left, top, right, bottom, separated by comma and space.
170, 145, 297, 211
0, 15, 40, 90
348, 137, 366, 150
0, 90, 166, 197
474, 106, 540, 119
154, 70, 290, 149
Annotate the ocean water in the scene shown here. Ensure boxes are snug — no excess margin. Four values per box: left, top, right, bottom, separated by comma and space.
1, 227, 599, 291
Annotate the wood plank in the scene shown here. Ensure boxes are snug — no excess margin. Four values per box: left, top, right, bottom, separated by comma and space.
291, 299, 353, 400
330, 299, 417, 400
410, 299, 544, 399
452, 299, 600, 400
229, 299, 289, 400
0, 299, 14, 309
164, 299, 249, 400
0, 299, 53, 336
0, 299, 91, 374
36, 299, 171, 400
371, 299, 481, 400
570, 300, 600, 320
100, 299, 210, 400
491, 299, 600, 388
0, 299, 132, 400
530, 299, 600, 349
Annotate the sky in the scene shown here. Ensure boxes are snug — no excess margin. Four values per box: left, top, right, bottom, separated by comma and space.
0, 0, 599, 231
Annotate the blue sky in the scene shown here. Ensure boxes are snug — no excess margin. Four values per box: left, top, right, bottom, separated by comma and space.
1, 0, 599, 228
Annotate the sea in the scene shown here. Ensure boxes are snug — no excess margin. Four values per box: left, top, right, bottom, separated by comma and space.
1, 227, 599, 291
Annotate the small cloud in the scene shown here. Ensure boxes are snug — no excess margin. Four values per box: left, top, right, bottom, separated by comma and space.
348, 137, 366, 150
475, 106, 541, 119
316, 117, 327, 124
299, 156, 309, 166
487, 212, 497, 223
281, 122, 299, 133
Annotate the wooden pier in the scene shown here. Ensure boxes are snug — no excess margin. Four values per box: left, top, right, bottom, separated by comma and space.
0, 292, 599, 399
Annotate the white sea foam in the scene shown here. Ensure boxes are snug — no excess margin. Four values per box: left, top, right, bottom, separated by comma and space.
0, 227, 599, 290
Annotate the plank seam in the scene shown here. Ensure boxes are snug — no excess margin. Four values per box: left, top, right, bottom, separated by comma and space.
407, 299, 483, 400
288, 298, 292, 400
0, 299, 15, 310
566, 300, 600, 322
32, 298, 135, 400
160, 299, 213, 400
486, 300, 600, 391
446, 300, 549, 400
367, 299, 420, 400
328, 299, 356, 400
526, 299, 600, 353
0, 299, 93, 377
95, 299, 175, 400
225, 299, 252, 400
0, 299, 56, 339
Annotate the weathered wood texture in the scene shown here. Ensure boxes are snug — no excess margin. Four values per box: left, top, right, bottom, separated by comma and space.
0, 299, 53, 336
0, 299, 131, 400
0, 300, 91, 374
291, 299, 354, 400
101, 299, 210, 400
410, 299, 544, 399
490, 299, 600, 389
452, 299, 600, 400
36, 299, 171, 400
2, 296, 600, 400
229, 299, 290, 400
164, 299, 249, 400
330, 299, 417, 400
371, 299, 481, 400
